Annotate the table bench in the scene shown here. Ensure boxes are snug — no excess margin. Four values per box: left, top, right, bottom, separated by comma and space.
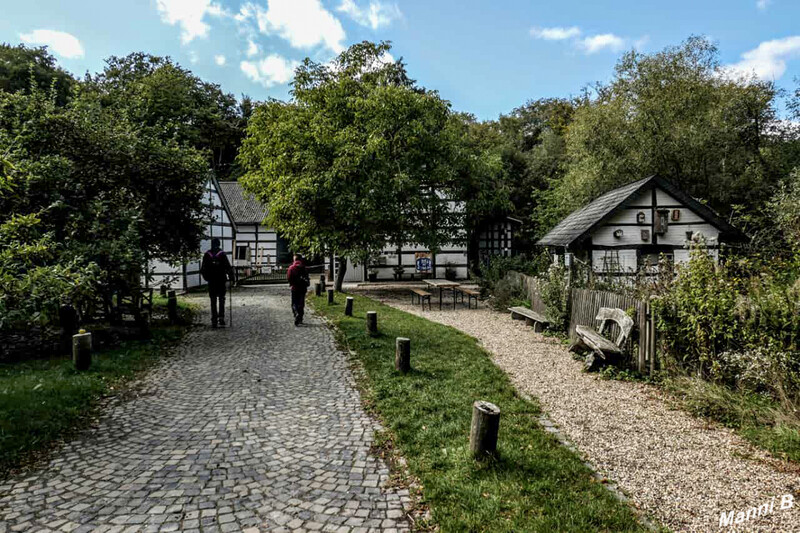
508, 306, 549, 332
457, 287, 480, 309
410, 288, 432, 311
569, 307, 634, 371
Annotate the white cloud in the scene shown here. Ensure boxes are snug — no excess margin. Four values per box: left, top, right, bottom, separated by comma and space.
238, 0, 346, 53
215, 54, 226, 66
724, 35, 800, 80
246, 39, 260, 57
579, 33, 626, 54
337, 0, 402, 31
241, 54, 300, 87
156, 0, 227, 43
19, 29, 84, 59
530, 26, 581, 41
757, 0, 772, 10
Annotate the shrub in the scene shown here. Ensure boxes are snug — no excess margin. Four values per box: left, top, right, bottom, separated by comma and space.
540, 263, 570, 330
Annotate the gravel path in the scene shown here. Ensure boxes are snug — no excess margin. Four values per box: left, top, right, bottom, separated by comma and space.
379, 294, 800, 533
0, 286, 410, 533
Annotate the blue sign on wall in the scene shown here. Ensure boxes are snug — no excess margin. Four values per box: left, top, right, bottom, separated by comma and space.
415, 256, 432, 272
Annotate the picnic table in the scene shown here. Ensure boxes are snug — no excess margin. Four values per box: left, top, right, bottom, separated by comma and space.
424, 279, 461, 310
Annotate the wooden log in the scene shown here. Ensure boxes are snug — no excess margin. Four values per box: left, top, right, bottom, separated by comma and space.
366, 311, 378, 335
470, 400, 500, 459
167, 290, 178, 324
395, 337, 411, 373
72, 331, 92, 371
315, 282, 322, 297
345, 297, 354, 316
327, 288, 335, 304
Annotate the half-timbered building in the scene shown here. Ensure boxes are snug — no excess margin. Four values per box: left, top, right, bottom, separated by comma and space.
536, 175, 745, 275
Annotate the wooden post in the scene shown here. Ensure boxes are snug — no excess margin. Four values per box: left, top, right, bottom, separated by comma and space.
160, 285, 168, 297
470, 400, 500, 459
72, 331, 92, 371
345, 297, 354, 316
395, 337, 411, 373
167, 290, 178, 324
649, 296, 657, 375
315, 283, 322, 297
327, 288, 335, 304
366, 311, 378, 335
59, 305, 78, 355
319, 275, 326, 292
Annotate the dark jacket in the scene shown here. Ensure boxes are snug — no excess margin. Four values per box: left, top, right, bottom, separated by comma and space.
287, 259, 309, 291
200, 248, 234, 285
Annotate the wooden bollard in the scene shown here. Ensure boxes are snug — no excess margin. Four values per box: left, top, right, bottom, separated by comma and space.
160, 285, 168, 297
72, 331, 92, 371
366, 311, 378, 335
319, 275, 326, 292
327, 288, 335, 304
167, 290, 178, 324
314, 283, 322, 297
469, 400, 501, 459
345, 297, 354, 316
395, 337, 411, 373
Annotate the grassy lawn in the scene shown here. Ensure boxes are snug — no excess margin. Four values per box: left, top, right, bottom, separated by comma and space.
311, 292, 650, 532
0, 296, 195, 475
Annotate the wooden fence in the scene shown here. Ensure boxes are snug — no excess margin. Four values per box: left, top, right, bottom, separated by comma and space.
508, 272, 658, 374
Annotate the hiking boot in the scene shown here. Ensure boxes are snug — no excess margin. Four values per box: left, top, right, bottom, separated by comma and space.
211, 321, 218, 328
294, 315, 301, 326
218, 319, 226, 327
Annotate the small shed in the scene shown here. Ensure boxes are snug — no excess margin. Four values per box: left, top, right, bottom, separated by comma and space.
536, 175, 745, 275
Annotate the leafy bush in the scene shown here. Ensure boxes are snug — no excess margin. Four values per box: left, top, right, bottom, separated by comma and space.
0, 213, 99, 331
540, 263, 570, 330
475, 252, 549, 293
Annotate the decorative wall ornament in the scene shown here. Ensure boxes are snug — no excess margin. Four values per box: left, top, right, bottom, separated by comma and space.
613, 229, 624, 239
641, 229, 650, 241
672, 209, 681, 221
637, 211, 646, 224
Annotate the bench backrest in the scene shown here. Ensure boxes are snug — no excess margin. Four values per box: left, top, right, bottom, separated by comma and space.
596, 307, 634, 347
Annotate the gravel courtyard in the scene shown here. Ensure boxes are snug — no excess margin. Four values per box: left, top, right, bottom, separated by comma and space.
0, 286, 410, 533
379, 293, 800, 533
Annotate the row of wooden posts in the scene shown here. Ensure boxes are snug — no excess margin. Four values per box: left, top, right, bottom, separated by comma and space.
319, 279, 501, 459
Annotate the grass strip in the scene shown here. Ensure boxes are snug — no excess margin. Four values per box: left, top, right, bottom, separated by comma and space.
312, 292, 650, 532
0, 297, 194, 475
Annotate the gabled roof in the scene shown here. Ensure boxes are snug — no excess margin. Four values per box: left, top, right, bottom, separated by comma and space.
218, 181, 269, 225
536, 175, 745, 248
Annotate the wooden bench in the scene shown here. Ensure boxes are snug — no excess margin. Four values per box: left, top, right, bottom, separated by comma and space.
569, 307, 634, 371
508, 306, 549, 332
410, 288, 432, 311
457, 287, 480, 309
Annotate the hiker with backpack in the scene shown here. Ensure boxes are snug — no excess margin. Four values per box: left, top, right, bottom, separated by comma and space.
287, 253, 310, 326
200, 238, 235, 328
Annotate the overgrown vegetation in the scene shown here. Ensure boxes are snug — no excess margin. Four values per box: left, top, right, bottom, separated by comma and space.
312, 292, 648, 532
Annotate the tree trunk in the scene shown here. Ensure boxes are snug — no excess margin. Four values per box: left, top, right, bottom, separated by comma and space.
335, 256, 348, 292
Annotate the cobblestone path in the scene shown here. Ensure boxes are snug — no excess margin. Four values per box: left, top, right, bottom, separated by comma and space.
0, 286, 410, 533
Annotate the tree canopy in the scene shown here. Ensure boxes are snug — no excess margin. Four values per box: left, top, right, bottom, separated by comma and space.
239, 41, 466, 289
0, 43, 75, 106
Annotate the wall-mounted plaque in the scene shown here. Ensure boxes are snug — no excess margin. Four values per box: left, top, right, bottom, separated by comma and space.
641, 229, 650, 241
672, 209, 681, 221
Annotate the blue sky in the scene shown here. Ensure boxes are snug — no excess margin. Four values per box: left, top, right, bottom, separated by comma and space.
2, 0, 799, 120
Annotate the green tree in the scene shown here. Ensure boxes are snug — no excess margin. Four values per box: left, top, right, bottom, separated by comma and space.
0, 43, 75, 106
0, 83, 209, 302
541, 36, 797, 236
239, 41, 464, 290
84, 53, 246, 179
